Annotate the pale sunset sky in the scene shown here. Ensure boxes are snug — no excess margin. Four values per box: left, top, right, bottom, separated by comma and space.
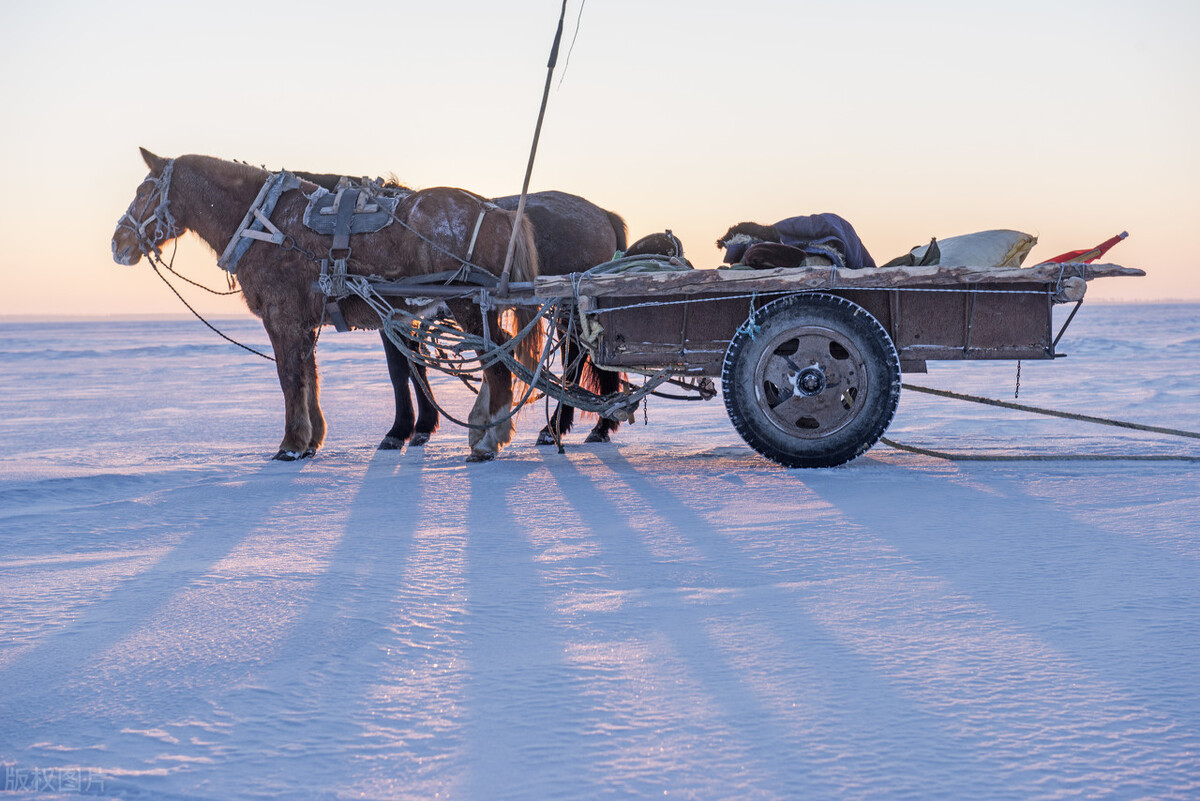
1, 0, 1197, 318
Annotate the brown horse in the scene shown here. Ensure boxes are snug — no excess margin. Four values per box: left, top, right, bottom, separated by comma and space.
294, 172, 630, 449
111, 148, 540, 462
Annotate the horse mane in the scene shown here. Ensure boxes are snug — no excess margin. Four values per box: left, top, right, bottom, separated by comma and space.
290, 169, 413, 194
187, 155, 266, 181
379, 173, 411, 191
161, 155, 271, 262
175, 155, 269, 199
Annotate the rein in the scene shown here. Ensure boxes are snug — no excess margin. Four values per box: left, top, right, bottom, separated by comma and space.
149, 253, 277, 363
124, 159, 276, 361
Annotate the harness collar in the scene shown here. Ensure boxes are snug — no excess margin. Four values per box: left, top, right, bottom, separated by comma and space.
217, 170, 302, 274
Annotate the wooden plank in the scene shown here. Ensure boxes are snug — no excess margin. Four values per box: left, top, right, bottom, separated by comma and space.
532, 262, 1144, 299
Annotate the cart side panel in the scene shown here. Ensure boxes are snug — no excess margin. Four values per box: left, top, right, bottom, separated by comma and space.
774, 285, 1056, 362
590, 283, 1056, 375
593, 295, 752, 374
838, 284, 1054, 361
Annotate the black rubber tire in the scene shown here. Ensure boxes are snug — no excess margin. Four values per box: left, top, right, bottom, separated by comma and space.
721, 293, 901, 468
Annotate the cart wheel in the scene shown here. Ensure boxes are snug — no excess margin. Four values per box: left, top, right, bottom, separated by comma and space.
722, 293, 901, 468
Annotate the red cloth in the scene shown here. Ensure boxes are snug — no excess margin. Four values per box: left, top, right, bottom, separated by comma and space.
1044, 232, 1128, 264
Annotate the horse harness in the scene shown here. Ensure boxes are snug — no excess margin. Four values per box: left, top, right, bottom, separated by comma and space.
217, 171, 496, 331
129, 162, 500, 333
118, 159, 178, 259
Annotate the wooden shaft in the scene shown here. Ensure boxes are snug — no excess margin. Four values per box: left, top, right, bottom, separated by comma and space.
498, 0, 567, 296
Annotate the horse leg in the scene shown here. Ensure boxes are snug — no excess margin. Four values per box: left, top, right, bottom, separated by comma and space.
584, 361, 623, 443
466, 360, 516, 461
305, 347, 326, 456
266, 324, 319, 461
443, 303, 518, 462
408, 355, 439, 446
379, 330, 416, 450
536, 335, 578, 445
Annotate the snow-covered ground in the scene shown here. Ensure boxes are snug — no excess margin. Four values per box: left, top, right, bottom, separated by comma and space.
1, 302, 1198, 800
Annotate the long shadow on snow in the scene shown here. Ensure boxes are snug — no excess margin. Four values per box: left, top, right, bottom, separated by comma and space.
523, 447, 1004, 799
0, 460, 308, 741
804, 461, 1200, 731
198, 450, 431, 794
454, 457, 605, 800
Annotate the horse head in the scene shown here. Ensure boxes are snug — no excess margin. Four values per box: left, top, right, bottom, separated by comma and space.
111, 148, 181, 265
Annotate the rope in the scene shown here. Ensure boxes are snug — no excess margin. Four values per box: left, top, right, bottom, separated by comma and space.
881, 438, 1200, 463
347, 270, 671, 424
374, 293, 663, 435
583, 283, 1053, 319
388, 304, 562, 432
126, 159, 276, 362
542, 307, 580, 452
881, 381, 1200, 462
557, 0, 586, 89
150, 243, 241, 296
150, 260, 275, 362
901, 383, 1200, 440
583, 254, 693, 276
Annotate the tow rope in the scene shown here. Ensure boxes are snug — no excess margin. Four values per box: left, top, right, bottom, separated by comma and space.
883, 382, 1200, 462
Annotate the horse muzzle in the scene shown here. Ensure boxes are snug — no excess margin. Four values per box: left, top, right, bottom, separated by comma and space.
112, 238, 141, 266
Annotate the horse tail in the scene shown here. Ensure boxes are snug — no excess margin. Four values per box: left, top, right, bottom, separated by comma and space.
504, 212, 544, 373
576, 205, 625, 424
579, 356, 620, 397
607, 210, 628, 254
578, 353, 625, 429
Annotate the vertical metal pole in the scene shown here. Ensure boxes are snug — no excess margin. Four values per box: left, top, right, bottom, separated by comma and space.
1052, 299, 1085, 353
498, 0, 568, 296
963, 288, 977, 355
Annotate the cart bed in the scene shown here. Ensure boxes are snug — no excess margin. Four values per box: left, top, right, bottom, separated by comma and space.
532, 261, 1142, 375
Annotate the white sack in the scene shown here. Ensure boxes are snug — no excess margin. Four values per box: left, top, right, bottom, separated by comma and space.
913, 229, 1038, 267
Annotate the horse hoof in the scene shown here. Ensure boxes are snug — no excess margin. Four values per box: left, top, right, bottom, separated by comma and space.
301, 448, 316, 459
536, 429, 559, 446
409, 432, 430, 447
466, 450, 497, 463
378, 436, 406, 451
273, 449, 302, 461
583, 430, 611, 444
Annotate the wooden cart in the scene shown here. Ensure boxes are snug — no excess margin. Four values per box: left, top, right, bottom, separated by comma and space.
520, 260, 1143, 467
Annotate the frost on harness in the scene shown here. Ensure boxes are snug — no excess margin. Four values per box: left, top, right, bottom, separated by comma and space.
112, 156, 178, 264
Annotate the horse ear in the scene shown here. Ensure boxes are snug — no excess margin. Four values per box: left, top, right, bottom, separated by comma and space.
140, 147, 167, 174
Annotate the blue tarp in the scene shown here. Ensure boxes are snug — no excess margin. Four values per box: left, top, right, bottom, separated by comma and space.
774, 213, 876, 269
